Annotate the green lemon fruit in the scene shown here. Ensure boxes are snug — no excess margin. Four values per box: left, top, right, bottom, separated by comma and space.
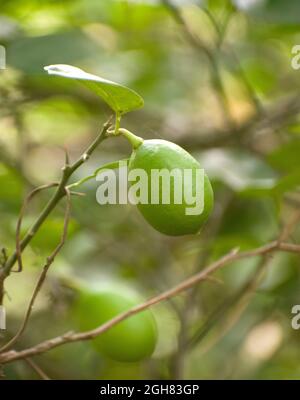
74, 285, 157, 362
128, 139, 214, 236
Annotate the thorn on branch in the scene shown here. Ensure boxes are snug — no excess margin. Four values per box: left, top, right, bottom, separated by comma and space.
0, 249, 8, 268
63, 147, 70, 167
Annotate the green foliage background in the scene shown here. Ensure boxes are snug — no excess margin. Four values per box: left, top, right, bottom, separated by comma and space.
1, 0, 300, 379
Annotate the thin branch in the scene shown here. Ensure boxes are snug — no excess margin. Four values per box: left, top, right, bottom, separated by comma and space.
189, 255, 269, 349
0, 239, 299, 364
201, 6, 262, 114
189, 209, 300, 349
162, 0, 234, 127
0, 119, 111, 280
169, 189, 234, 377
68, 116, 113, 172
170, 180, 300, 370
15, 183, 59, 273
24, 358, 50, 380
278, 209, 300, 242
0, 188, 71, 353
177, 94, 300, 151
0, 248, 8, 267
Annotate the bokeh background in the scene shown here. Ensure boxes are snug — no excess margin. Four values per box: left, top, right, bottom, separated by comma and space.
1, 0, 300, 379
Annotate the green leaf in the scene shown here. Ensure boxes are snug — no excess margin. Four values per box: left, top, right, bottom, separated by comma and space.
200, 148, 300, 199
200, 149, 277, 192
44, 64, 144, 115
23, 217, 79, 253
0, 163, 23, 211
268, 139, 300, 172
234, 0, 300, 25
273, 170, 300, 194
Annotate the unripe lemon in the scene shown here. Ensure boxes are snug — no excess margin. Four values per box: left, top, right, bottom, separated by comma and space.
128, 139, 214, 236
74, 285, 157, 362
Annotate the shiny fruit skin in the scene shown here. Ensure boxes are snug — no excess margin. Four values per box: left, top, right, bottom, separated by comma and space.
75, 286, 157, 362
129, 139, 214, 236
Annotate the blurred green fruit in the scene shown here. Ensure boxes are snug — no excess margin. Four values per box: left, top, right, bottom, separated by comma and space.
74, 285, 157, 362
128, 139, 214, 236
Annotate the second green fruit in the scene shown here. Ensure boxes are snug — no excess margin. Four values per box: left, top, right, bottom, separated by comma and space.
74, 285, 157, 362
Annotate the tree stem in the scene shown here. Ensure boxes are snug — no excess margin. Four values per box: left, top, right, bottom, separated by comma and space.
0, 120, 111, 282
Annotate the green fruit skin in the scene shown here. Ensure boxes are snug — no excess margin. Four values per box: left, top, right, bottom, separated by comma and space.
129, 139, 214, 236
75, 287, 157, 362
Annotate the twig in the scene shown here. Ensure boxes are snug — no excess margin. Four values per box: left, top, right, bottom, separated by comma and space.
24, 358, 50, 380
0, 249, 8, 267
177, 94, 300, 151
0, 239, 299, 364
190, 208, 300, 350
189, 255, 269, 349
0, 188, 71, 353
278, 209, 300, 242
15, 183, 59, 273
202, 6, 262, 114
0, 119, 111, 281
170, 190, 233, 377
162, 0, 234, 128
162, 0, 300, 153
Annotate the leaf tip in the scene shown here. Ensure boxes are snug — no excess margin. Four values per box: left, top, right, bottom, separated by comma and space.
44, 64, 83, 77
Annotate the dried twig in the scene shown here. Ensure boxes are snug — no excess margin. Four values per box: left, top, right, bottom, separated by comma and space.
177, 94, 300, 150
24, 358, 50, 380
0, 239, 299, 364
162, 0, 234, 127
189, 255, 269, 350
0, 119, 111, 282
0, 188, 71, 353
189, 209, 300, 350
202, 6, 262, 114
15, 183, 59, 273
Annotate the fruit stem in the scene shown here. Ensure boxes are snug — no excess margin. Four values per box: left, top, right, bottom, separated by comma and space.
118, 128, 144, 149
